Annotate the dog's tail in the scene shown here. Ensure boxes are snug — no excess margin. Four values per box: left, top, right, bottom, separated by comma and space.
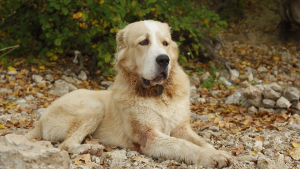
25, 121, 43, 140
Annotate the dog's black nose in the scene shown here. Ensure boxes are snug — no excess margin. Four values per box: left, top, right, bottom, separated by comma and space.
156, 54, 169, 67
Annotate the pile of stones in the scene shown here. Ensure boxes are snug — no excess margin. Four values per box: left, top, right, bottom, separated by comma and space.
242, 82, 300, 115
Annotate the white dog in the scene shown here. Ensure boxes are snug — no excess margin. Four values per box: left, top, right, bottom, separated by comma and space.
26, 20, 233, 168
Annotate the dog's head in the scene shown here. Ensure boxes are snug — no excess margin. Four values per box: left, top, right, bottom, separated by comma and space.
115, 20, 178, 88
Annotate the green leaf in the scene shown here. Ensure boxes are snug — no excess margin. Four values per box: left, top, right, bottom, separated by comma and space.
64, 0, 71, 5
210, 62, 216, 78
54, 38, 62, 46
62, 7, 69, 15
201, 76, 215, 91
54, 4, 61, 10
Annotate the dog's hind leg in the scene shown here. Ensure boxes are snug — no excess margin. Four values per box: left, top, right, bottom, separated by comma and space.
58, 108, 105, 155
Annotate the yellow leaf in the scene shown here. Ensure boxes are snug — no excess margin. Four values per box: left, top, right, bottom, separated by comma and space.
277, 126, 285, 131
214, 117, 221, 123
208, 114, 215, 119
273, 56, 280, 61
94, 88, 101, 91
8, 66, 16, 71
19, 117, 26, 122
74, 160, 81, 165
44, 102, 49, 107
73, 12, 83, 19
0, 124, 7, 129
252, 150, 259, 155
107, 77, 114, 81
292, 142, 300, 148
39, 66, 45, 70
231, 128, 241, 134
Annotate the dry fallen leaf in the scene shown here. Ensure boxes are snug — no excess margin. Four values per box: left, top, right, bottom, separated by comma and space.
292, 142, 300, 148
131, 156, 149, 164
289, 148, 300, 160
0, 124, 7, 129
254, 136, 265, 142
167, 161, 181, 167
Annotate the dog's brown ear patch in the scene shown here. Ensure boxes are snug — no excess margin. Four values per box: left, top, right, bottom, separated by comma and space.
116, 29, 126, 52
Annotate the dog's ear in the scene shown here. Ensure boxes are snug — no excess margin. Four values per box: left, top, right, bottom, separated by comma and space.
116, 29, 126, 52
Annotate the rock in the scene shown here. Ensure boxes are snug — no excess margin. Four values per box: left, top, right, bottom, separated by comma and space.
255, 84, 265, 92
189, 75, 200, 85
276, 97, 291, 109
209, 126, 219, 132
268, 82, 282, 92
229, 69, 239, 81
287, 124, 300, 131
45, 74, 53, 82
78, 70, 87, 81
291, 109, 300, 115
0, 88, 13, 94
208, 98, 218, 104
25, 95, 35, 101
257, 156, 277, 169
7, 71, 17, 75
106, 150, 127, 168
219, 77, 232, 86
248, 98, 261, 107
274, 109, 287, 114
62, 75, 76, 84
32, 74, 43, 83
257, 66, 268, 73
239, 72, 253, 82
264, 73, 276, 82
48, 80, 78, 96
197, 98, 206, 103
254, 141, 263, 151
199, 72, 210, 83
259, 107, 275, 113
263, 88, 281, 101
225, 89, 245, 104
189, 86, 199, 104
282, 87, 300, 102
280, 51, 291, 61
243, 85, 262, 99
100, 81, 114, 87
0, 134, 70, 169
248, 106, 258, 115
291, 101, 300, 110
262, 99, 276, 108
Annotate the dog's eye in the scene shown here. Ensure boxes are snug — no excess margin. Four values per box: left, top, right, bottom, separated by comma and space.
163, 41, 168, 46
139, 39, 149, 46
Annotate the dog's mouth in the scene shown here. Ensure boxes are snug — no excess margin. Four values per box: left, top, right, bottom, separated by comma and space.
142, 71, 168, 88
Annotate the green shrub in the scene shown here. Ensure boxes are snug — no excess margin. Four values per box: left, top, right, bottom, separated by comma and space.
0, 0, 227, 75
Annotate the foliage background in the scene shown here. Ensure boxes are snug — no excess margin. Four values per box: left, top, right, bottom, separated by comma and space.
0, 0, 227, 75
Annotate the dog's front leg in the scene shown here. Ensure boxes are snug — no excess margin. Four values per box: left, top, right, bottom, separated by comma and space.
135, 129, 232, 168
170, 123, 234, 167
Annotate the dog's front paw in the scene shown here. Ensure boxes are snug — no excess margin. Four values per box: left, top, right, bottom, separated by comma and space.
73, 144, 104, 156
199, 149, 233, 168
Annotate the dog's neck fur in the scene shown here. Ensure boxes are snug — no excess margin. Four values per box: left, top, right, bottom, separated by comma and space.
112, 65, 183, 99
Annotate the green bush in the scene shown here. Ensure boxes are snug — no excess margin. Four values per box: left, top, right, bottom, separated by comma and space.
0, 0, 227, 75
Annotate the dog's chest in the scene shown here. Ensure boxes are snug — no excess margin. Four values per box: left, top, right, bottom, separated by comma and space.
146, 98, 190, 135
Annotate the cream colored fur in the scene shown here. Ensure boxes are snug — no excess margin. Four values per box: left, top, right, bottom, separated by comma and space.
26, 20, 233, 168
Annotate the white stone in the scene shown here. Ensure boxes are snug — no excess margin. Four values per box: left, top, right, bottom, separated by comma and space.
229, 69, 239, 81
7, 71, 17, 75
225, 89, 245, 104
276, 97, 291, 108
78, 70, 87, 81
0, 134, 70, 169
48, 80, 78, 96
262, 99, 276, 108
263, 88, 281, 101
243, 85, 262, 99
254, 141, 263, 151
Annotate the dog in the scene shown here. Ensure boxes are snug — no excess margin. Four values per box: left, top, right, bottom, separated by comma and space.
26, 20, 233, 168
